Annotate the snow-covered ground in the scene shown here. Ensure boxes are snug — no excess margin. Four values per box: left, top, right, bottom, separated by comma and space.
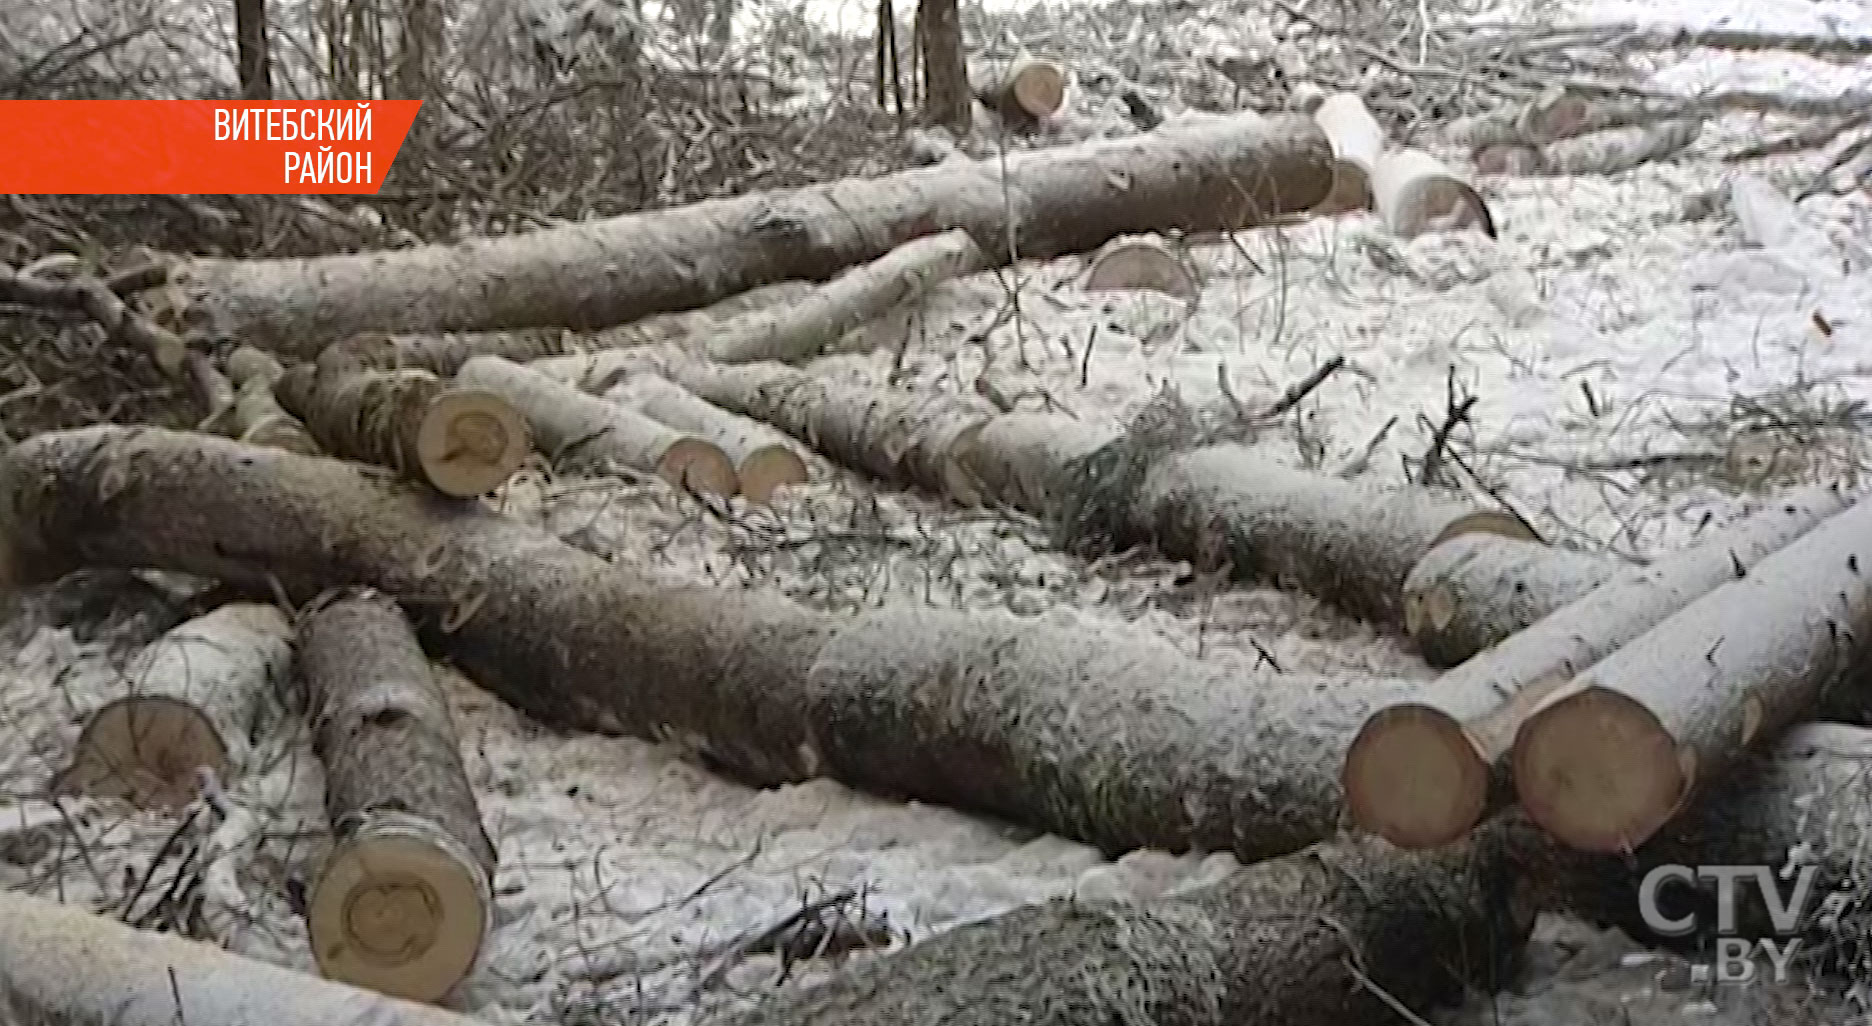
3, 0, 1872, 1023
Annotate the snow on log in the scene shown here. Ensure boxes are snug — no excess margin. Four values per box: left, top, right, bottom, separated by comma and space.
1080, 237, 1200, 301
1311, 92, 1384, 214
975, 56, 1070, 131
1513, 489, 1872, 852
51, 602, 295, 810
705, 228, 988, 365
1350, 485, 1849, 849
1370, 147, 1498, 239
224, 346, 321, 454
275, 363, 531, 498
165, 112, 1333, 352
0, 425, 1428, 865
699, 827, 1528, 1026
606, 372, 812, 503
1536, 118, 1705, 176
454, 356, 738, 495
1401, 532, 1618, 668
0, 887, 489, 1026
297, 587, 496, 1004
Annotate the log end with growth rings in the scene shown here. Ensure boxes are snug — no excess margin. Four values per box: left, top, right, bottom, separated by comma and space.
735, 445, 810, 505
1342, 703, 1491, 849
53, 695, 227, 810
416, 388, 533, 497
309, 822, 491, 1003
1082, 239, 1200, 302
655, 438, 740, 497
1511, 685, 1690, 852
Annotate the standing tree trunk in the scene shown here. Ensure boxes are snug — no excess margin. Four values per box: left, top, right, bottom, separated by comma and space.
915, 0, 970, 132
393, 0, 442, 100
234, 0, 272, 100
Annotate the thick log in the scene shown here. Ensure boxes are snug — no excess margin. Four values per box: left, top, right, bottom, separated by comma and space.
275, 364, 532, 498
51, 602, 295, 810
705, 228, 987, 364
166, 112, 1332, 352
1370, 147, 1497, 239
1311, 92, 1384, 214
975, 56, 1069, 131
700, 826, 1529, 1026
1513, 490, 1872, 852
0, 888, 489, 1026
0, 425, 1422, 865
606, 372, 812, 503
297, 587, 496, 1003
453, 356, 738, 495
224, 346, 321, 454
1348, 484, 1849, 848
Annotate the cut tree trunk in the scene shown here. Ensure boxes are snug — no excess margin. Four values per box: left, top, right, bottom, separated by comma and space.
1311, 92, 1384, 214
164, 112, 1333, 351
605, 372, 813, 503
1370, 147, 1497, 239
1348, 484, 1849, 849
453, 356, 738, 495
224, 346, 321, 454
706, 228, 987, 364
0, 888, 489, 1026
275, 363, 532, 498
0, 425, 1429, 865
1536, 118, 1706, 176
699, 827, 1529, 1026
975, 56, 1068, 132
1400, 531, 1619, 667
1080, 237, 1200, 301
1444, 89, 1683, 150
51, 602, 295, 810
297, 587, 496, 1004
1513, 489, 1872, 852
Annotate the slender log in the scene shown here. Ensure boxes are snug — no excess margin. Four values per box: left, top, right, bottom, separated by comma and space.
1536, 118, 1706, 176
275, 364, 532, 498
316, 329, 576, 378
224, 346, 321, 454
705, 229, 988, 364
1348, 484, 1850, 849
189, 351, 238, 430
975, 56, 1070, 131
1513, 490, 1872, 852
51, 602, 295, 810
701, 826, 1529, 1026
606, 372, 812, 503
453, 356, 738, 495
1311, 92, 1384, 214
0, 888, 490, 1026
1370, 147, 1497, 239
0, 425, 1424, 865
166, 112, 1333, 352
297, 587, 496, 1003
1400, 531, 1618, 667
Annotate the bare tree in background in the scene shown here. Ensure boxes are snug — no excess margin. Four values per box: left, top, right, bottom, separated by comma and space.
393, 0, 443, 98
914, 0, 969, 132
234, 0, 272, 99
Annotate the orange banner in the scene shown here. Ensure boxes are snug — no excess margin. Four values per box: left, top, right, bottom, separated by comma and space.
0, 100, 422, 194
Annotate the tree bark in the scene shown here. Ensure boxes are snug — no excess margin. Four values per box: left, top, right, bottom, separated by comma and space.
51, 602, 295, 811
1513, 490, 1872, 852
275, 363, 532, 498
0, 425, 1424, 866
705, 229, 987, 364
317, 329, 576, 379
700, 827, 1529, 1026
297, 587, 496, 1004
233, 0, 273, 101
0, 888, 487, 1026
1400, 531, 1618, 668
916, 0, 971, 132
605, 371, 813, 503
1311, 92, 1384, 214
453, 356, 739, 495
166, 112, 1332, 352
224, 346, 321, 454
1370, 147, 1497, 239
1347, 484, 1850, 849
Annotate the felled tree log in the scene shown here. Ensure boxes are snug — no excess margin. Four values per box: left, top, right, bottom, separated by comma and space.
51, 602, 295, 810
0, 888, 489, 1026
701, 827, 1528, 1026
454, 356, 738, 495
316, 329, 576, 378
1514, 491, 1872, 852
1370, 148, 1497, 239
1311, 92, 1384, 214
1348, 484, 1849, 849
1400, 532, 1617, 667
1080, 237, 1200, 301
297, 587, 497, 1003
1444, 89, 1685, 150
224, 346, 321, 454
1535, 118, 1706, 176
164, 112, 1333, 351
705, 229, 987, 364
606, 372, 812, 503
275, 363, 532, 498
0, 425, 1426, 865
974, 56, 1069, 131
